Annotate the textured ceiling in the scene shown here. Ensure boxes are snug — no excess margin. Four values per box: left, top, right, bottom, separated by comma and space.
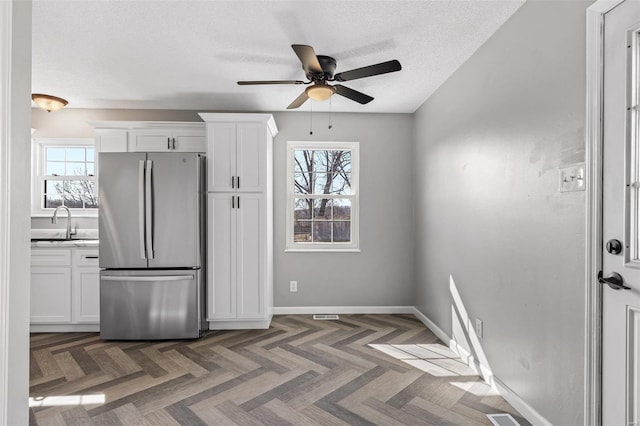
32, 0, 524, 113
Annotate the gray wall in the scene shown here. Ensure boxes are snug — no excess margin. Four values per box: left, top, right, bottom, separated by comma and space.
273, 112, 414, 307
31, 108, 416, 307
412, 1, 590, 425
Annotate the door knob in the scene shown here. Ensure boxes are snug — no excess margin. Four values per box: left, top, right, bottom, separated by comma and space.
598, 271, 631, 290
606, 239, 623, 255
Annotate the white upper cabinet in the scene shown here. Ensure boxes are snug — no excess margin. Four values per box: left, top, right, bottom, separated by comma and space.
94, 129, 128, 153
91, 122, 206, 153
130, 126, 206, 152
236, 123, 264, 192
200, 114, 277, 193
208, 123, 236, 192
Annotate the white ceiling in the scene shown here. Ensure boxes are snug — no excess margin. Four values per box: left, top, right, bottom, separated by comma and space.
32, 0, 525, 114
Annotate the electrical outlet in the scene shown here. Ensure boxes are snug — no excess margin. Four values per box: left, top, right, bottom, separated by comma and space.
290, 281, 298, 292
475, 318, 483, 339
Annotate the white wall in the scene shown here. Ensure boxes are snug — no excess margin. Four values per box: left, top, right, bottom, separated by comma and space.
412, 1, 590, 425
2, 1, 32, 424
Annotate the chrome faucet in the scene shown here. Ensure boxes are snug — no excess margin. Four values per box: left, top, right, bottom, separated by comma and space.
51, 206, 75, 240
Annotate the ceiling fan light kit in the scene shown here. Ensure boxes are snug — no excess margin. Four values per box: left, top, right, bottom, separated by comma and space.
237, 44, 402, 109
306, 84, 335, 101
31, 93, 68, 112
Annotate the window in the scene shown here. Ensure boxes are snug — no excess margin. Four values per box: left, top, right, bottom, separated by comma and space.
32, 139, 97, 216
286, 141, 359, 251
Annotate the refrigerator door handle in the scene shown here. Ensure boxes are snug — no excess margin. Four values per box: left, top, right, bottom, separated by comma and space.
145, 159, 154, 259
102, 275, 195, 282
138, 160, 147, 260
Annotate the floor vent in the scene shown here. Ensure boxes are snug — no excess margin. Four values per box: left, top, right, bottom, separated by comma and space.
487, 414, 520, 426
313, 314, 339, 320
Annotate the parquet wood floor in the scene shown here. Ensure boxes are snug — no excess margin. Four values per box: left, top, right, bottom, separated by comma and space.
29, 314, 530, 425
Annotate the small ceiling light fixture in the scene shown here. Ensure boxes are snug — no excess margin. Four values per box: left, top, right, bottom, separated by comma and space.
31, 93, 68, 112
305, 84, 335, 102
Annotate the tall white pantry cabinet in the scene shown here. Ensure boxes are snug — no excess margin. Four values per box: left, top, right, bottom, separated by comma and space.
199, 113, 277, 329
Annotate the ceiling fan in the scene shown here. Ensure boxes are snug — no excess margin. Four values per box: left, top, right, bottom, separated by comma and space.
237, 44, 402, 109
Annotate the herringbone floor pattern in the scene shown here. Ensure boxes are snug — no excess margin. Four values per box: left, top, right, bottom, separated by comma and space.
30, 315, 529, 425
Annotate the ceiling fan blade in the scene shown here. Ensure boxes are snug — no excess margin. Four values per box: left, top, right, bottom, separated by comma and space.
291, 44, 323, 74
287, 91, 309, 109
334, 60, 402, 82
334, 84, 374, 104
237, 80, 305, 85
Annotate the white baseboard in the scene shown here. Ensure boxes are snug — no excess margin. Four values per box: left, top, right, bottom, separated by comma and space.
273, 306, 414, 315
411, 307, 551, 426
208, 315, 273, 330
30, 324, 100, 333
493, 376, 553, 426
411, 307, 451, 344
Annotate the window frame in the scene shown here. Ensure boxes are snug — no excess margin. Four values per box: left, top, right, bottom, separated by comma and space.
285, 140, 360, 252
31, 138, 98, 217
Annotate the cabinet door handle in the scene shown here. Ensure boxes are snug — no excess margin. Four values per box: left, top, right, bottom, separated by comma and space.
237, 196, 240, 209
84, 256, 99, 259
232, 195, 235, 209
237, 176, 240, 189
232, 176, 235, 188
167, 137, 171, 150
172, 138, 176, 150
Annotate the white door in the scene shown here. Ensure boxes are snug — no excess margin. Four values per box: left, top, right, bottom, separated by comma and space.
235, 193, 264, 318
602, 2, 640, 424
173, 128, 206, 152
207, 193, 236, 319
207, 123, 236, 191
236, 123, 264, 192
130, 129, 172, 152
30, 267, 71, 323
72, 267, 100, 323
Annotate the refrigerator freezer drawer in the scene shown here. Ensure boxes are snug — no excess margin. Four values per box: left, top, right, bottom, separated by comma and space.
100, 269, 203, 340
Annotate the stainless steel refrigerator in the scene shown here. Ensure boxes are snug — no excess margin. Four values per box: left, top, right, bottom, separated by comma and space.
98, 152, 206, 340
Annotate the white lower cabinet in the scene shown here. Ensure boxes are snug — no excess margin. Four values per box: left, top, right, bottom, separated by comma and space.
31, 266, 72, 323
31, 246, 100, 331
207, 192, 271, 328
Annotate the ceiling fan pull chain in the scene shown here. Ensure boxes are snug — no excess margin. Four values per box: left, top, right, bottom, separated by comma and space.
328, 97, 333, 130
309, 101, 314, 135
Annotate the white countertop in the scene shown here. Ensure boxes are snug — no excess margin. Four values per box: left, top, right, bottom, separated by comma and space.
30, 228, 99, 248
31, 239, 99, 248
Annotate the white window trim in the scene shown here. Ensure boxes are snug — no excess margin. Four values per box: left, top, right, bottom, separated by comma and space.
285, 140, 360, 252
31, 138, 98, 217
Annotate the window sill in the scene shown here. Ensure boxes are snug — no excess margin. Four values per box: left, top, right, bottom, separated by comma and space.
284, 248, 361, 253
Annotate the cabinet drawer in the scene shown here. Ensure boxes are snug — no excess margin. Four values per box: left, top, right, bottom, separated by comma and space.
31, 249, 72, 266
74, 249, 99, 267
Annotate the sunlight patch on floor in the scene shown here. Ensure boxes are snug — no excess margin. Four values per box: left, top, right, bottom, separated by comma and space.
369, 343, 479, 377
450, 380, 500, 397
29, 394, 105, 408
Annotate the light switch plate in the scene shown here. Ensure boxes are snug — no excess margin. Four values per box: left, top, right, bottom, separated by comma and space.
559, 163, 586, 192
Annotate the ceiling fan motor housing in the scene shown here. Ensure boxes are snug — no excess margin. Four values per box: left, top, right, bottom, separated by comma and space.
307, 55, 337, 81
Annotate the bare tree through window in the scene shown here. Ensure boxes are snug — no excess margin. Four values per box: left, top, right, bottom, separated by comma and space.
43, 146, 97, 209
293, 149, 352, 243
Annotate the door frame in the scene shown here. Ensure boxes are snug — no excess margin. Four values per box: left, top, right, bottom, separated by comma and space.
0, 2, 11, 422
586, 1, 626, 425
